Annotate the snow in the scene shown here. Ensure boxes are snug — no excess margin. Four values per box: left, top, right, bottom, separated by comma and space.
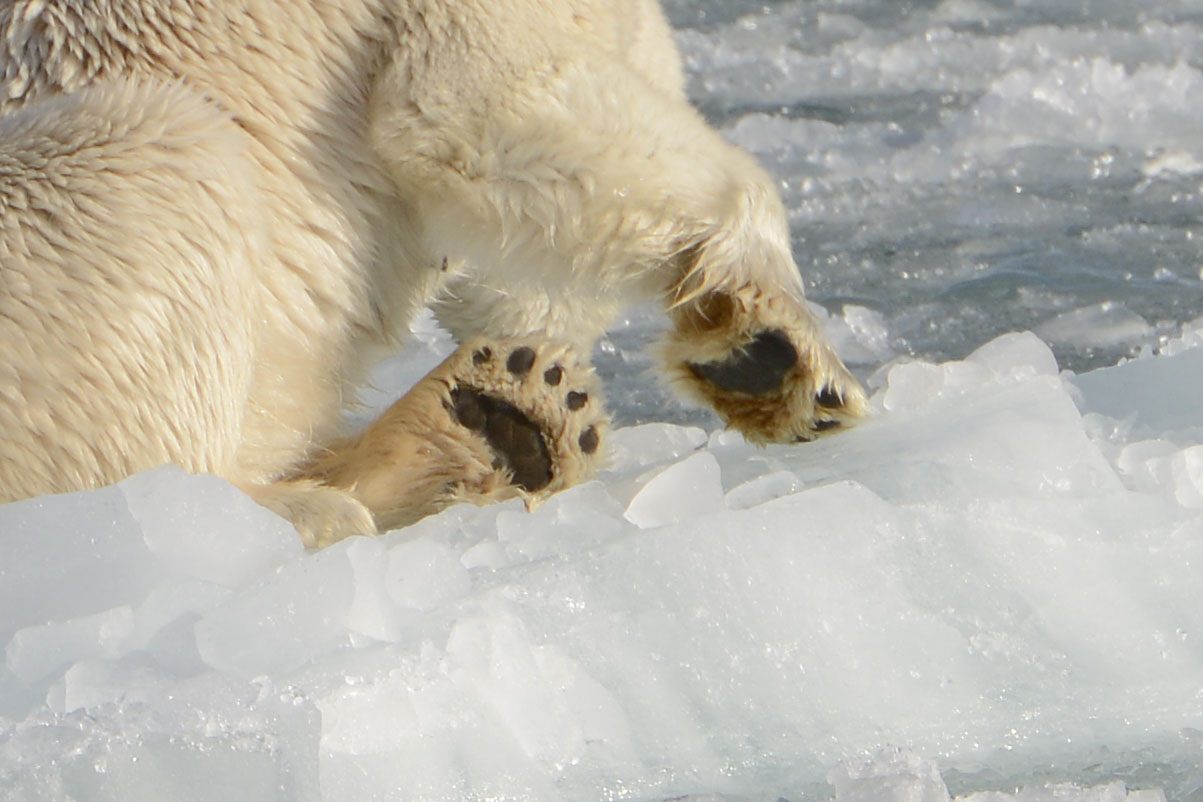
4, 328, 1203, 801
5, 1, 1203, 800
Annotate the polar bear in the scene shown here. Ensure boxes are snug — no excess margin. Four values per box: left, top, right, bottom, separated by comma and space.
0, 0, 866, 547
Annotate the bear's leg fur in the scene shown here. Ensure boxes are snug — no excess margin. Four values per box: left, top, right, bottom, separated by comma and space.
371, 17, 866, 444
294, 337, 606, 547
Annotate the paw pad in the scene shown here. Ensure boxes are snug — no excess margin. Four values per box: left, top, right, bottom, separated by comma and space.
506, 347, 537, 376
687, 329, 797, 396
668, 288, 868, 443
446, 340, 606, 500
579, 426, 599, 454
450, 387, 553, 492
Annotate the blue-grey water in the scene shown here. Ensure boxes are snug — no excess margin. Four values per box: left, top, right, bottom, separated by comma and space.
599, 0, 1203, 426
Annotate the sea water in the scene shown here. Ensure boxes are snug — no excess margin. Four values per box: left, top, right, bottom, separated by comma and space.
606, 0, 1203, 428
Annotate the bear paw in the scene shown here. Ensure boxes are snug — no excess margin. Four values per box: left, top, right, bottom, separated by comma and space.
444, 338, 607, 502
294, 337, 607, 539
665, 289, 867, 444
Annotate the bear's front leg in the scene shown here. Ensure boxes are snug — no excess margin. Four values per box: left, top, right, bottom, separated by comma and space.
371, 38, 866, 444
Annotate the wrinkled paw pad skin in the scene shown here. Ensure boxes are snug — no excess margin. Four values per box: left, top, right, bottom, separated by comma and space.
451, 388, 552, 491
448, 339, 605, 498
688, 330, 797, 396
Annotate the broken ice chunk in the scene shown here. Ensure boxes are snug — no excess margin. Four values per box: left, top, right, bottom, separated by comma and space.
624, 451, 724, 529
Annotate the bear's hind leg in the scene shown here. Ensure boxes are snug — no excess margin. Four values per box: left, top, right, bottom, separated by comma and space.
239, 481, 377, 549
0, 80, 261, 501
296, 337, 607, 544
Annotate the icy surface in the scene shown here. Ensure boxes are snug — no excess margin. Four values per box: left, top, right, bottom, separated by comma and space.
5, 1, 1203, 800
4, 331, 1203, 801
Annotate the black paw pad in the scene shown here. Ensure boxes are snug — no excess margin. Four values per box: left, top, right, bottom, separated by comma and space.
688, 330, 797, 396
450, 387, 553, 492
543, 365, 563, 386
579, 426, 600, 455
566, 391, 588, 411
506, 347, 537, 377
452, 387, 488, 431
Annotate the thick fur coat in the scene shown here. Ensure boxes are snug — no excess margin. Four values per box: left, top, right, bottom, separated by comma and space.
0, 0, 864, 543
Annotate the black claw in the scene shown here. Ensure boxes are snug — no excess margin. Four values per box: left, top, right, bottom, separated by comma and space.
544, 365, 563, 386
506, 347, 537, 377
816, 387, 844, 408
579, 426, 600, 455
472, 347, 493, 366
812, 419, 841, 433
566, 391, 588, 411
450, 387, 552, 492
687, 329, 797, 396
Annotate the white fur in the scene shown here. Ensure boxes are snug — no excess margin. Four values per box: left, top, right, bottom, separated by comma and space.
0, 0, 849, 522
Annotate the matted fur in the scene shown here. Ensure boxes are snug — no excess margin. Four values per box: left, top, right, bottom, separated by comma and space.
0, 0, 865, 543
